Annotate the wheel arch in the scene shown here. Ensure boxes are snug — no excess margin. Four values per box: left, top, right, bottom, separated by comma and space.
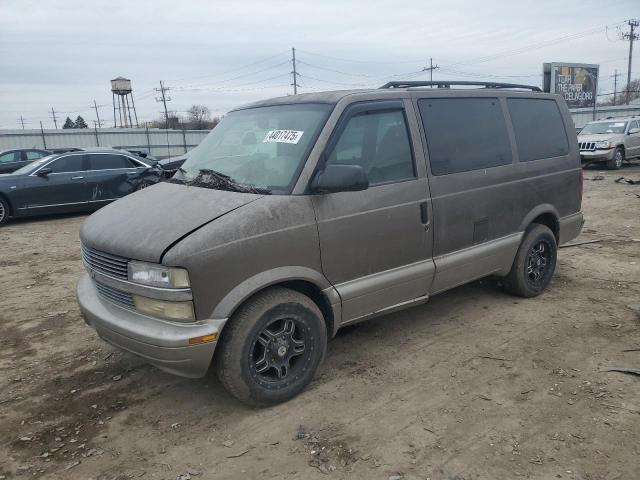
518, 205, 560, 243
210, 266, 340, 339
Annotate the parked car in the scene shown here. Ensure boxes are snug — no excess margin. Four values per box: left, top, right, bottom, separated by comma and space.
0, 148, 51, 174
159, 154, 188, 178
77, 81, 584, 406
0, 148, 161, 225
577, 116, 640, 169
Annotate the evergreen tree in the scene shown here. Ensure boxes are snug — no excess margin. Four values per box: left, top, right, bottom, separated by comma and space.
63, 117, 75, 129
74, 115, 88, 129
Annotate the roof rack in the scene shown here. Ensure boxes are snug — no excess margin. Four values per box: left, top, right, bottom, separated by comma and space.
379, 81, 542, 92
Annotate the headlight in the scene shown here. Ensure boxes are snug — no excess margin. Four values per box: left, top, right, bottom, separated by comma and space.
133, 295, 195, 322
594, 140, 612, 149
128, 261, 190, 288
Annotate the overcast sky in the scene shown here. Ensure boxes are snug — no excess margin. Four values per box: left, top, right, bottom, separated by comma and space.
0, 0, 638, 129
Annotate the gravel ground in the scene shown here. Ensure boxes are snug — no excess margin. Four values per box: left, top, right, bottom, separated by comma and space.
1, 164, 639, 480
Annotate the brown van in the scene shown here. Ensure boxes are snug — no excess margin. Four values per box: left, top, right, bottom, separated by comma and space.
77, 81, 584, 405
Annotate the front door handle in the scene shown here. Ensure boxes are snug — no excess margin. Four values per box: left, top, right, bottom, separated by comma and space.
71, 176, 84, 180
419, 201, 430, 228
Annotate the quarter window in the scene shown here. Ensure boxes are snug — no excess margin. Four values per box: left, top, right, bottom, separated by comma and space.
418, 98, 512, 175
327, 109, 415, 185
507, 98, 569, 162
49, 155, 87, 173
89, 154, 136, 170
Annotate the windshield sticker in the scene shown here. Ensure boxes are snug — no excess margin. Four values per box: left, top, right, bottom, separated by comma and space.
263, 130, 304, 144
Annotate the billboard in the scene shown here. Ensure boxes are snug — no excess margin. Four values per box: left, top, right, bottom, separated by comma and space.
543, 63, 599, 109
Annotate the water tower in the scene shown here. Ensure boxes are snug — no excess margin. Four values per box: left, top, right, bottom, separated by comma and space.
111, 77, 139, 128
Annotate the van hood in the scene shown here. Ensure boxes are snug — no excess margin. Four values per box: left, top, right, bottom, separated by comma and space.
80, 182, 262, 262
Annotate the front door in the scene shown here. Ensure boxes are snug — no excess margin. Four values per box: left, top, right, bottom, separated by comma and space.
24, 153, 90, 214
312, 100, 435, 324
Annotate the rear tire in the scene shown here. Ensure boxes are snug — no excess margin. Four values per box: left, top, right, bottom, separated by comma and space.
0, 197, 9, 226
503, 224, 557, 298
607, 147, 624, 170
215, 287, 327, 407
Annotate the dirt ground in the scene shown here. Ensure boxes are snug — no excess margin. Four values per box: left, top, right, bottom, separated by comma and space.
1, 165, 639, 480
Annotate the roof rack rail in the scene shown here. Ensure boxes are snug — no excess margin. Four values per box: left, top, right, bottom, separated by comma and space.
379, 80, 542, 92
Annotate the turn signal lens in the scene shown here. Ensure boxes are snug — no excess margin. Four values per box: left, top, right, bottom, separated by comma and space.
133, 295, 195, 322
189, 334, 218, 345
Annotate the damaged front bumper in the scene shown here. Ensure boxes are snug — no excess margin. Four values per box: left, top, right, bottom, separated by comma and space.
76, 274, 226, 378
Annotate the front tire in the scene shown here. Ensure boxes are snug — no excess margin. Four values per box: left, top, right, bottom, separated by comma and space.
503, 224, 557, 298
215, 287, 327, 406
0, 197, 9, 226
607, 147, 624, 170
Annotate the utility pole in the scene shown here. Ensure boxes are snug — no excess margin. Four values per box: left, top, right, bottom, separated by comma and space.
50, 107, 58, 129
423, 58, 439, 86
155, 80, 171, 127
291, 47, 299, 95
39, 121, 47, 149
93, 100, 103, 128
621, 19, 639, 105
18, 116, 25, 129
611, 70, 621, 106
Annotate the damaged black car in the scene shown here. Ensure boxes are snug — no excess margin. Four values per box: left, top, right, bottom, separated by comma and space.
0, 148, 161, 225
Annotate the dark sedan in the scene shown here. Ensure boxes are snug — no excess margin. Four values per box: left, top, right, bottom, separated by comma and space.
0, 149, 161, 225
0, 148, 51, 174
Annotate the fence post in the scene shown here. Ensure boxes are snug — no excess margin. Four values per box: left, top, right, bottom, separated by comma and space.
39, 121, 47, 149
145, 122, 151, 156
181, 122, 187, 154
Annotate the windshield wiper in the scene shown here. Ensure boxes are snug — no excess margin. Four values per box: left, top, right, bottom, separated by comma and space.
171, 168, 271, 194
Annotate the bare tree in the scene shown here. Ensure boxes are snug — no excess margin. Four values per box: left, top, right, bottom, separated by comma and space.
187, 105, 211, 129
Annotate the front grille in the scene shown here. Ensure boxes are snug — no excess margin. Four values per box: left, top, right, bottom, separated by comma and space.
95, 281, 135, 310
82, 245, 129, 279
579, 141, 596, 152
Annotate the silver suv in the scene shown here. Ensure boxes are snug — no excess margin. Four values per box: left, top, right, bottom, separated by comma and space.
578, 117, 640, 169
77, 81, 583, 406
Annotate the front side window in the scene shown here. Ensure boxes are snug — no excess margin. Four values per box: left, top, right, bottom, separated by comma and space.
580, 121, 627, 135
507, 98, 569, 162
48, 155, 87, 173
89, 154, 135, 170
177, 103, 332, 193
418, 97, 512, 175
326, 109, 415, 185
0, 152, 19, 163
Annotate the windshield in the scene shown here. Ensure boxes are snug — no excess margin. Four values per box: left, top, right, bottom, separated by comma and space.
175, 103, 332, 194
11, 155, 55, 175
580, 121, 627, 135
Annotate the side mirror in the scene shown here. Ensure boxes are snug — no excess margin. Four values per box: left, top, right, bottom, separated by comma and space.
628, 128, 640, 135
37, 167, 52, 177
311, 164, 369, 194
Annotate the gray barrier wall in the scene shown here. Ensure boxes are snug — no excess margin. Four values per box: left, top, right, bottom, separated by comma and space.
0, 127, 211, 159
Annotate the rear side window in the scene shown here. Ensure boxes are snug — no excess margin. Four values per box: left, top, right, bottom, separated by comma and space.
49, 155, 87, 173
327, 109, 415, 185
26, 151, 45, 160
507, 98, 569, 162
418, 98, 512, 175
89, 154, 135, 170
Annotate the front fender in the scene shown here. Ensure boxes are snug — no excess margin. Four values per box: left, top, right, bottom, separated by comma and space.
210, 266, 338, 320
